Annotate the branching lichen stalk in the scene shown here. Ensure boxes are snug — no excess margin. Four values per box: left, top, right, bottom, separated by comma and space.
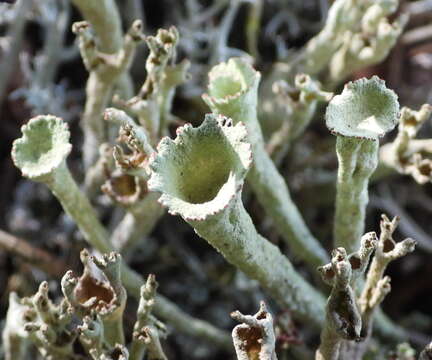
340, 215, 416, 360
72, 17, 144, 169
380, 104, 432, 184
358, 215, 416, 333
106, 27, 188, 254
130, 274, 168, 360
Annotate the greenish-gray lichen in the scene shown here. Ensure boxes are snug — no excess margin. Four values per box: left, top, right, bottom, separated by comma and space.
204, 57, 329, 269
326, 76, 399, 253
148, 113, 326, 326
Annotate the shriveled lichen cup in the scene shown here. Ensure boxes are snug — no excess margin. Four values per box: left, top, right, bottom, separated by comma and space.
148, 113, 252, 221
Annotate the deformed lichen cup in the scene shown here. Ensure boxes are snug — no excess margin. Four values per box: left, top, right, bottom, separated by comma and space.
149, 113, 326, 327
326, 76, 399, 252
61, 250, 127, 347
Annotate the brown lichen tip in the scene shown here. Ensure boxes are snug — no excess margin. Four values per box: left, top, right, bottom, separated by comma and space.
104, 108, 154, 157
102, 170, 146, 206
319, 248, 362, 341
202, 57, 260, 109
148, 113, 252, 222
325, 76, 399, 140
399, 104, 432, 137
12, 115, 72, 181
231, 301, 277, 360
61, 250, 126, 321
378, 214, 417, 261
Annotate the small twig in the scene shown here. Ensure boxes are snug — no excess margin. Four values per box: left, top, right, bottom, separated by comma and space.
0, 229, 66, 277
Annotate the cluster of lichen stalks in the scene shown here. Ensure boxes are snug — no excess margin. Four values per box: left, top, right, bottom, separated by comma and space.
5, 0, 432, 359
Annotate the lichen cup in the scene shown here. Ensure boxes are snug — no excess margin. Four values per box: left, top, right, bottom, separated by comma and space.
12, 115, 112, 254
12, 115, 72, 183
325, 76, 399, 252
203, 57, 329, 269
149, 113, 326, 326
148, 113, 252, 221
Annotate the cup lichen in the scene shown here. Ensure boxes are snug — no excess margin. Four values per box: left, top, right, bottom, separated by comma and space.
149, 113, 252, 221
203, 57, 329, 269
325, 76, 399, 140
326, 76, 399, 252
149, 113, 326, 326
12, 115, 72, 182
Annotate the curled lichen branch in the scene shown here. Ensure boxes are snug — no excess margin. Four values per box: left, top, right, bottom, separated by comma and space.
346, 214, 417, 360
3, 282, 76, 360
359, 215, 416, 327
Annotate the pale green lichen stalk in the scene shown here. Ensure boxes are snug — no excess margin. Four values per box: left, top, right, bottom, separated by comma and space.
12, 115, 112, 254
326, 76, 399, 253
203, 57, 329, 269
11, 114, 232, 349
148, 113, 326, 326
